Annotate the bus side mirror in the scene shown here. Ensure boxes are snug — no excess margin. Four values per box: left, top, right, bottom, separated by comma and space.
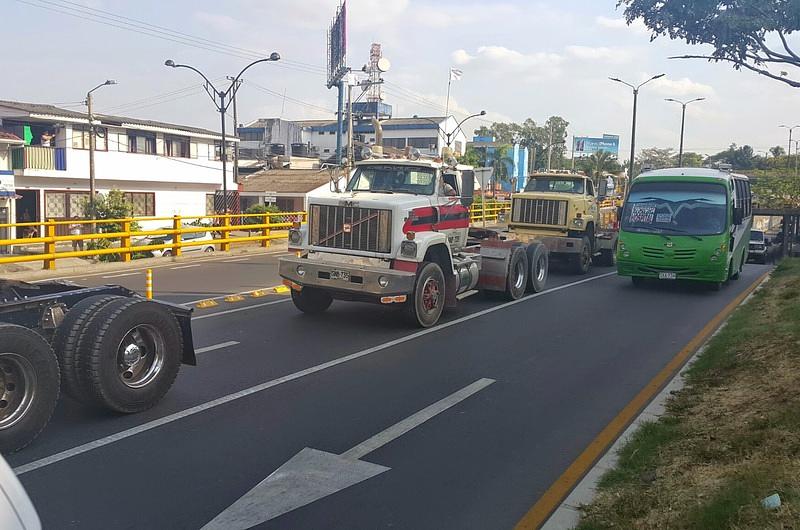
733, 206, 743, 225
460, 170, 475, 207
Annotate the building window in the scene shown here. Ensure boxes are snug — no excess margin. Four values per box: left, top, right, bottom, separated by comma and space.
165, 135, 190, 158
123, 192, 155, 217
214, 141, 235, 161
128, 131, 156, 154
239, 131, 262, 141
408, 137, 438, 150
323, 148, 330, 153
71, 126, 107, 151
383, 138, 406, 149
328, 131, 336, 135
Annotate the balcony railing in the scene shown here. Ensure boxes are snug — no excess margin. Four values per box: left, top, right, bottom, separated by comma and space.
10, 146, 67, 171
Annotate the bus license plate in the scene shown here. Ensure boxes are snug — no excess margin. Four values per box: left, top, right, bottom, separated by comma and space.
330, 270, 350, 282
658, 272, 677, 280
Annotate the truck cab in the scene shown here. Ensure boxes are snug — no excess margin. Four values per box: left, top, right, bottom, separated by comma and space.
507, 172, 619, 273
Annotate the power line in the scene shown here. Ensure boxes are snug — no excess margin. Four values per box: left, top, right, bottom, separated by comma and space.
247, 81, 336, 115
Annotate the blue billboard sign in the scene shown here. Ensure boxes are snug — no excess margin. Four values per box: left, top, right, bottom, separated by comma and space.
573, 134, 619, 157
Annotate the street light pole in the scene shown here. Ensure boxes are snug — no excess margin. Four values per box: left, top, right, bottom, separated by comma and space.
165, 53, 280, 213
610, 73, 666, 179
664, 97, 706, 166
86, 80, 117, 219
227, 76, 244, 184
779, 124, 800, 170
412, 111, 486, 151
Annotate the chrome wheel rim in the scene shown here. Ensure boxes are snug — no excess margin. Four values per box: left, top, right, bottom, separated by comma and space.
513, 259, 526, 290
116, 324, 165, 388
536, 256, 547, 283
0, 353, 37, 430
421, 278, 441, 314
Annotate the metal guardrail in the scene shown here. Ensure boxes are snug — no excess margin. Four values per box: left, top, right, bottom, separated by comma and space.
0, 202, 511, 270
0, 212, 306, 270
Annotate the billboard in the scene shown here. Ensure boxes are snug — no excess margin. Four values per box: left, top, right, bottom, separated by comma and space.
573, 134, 619, 158
327, 2, 347, 88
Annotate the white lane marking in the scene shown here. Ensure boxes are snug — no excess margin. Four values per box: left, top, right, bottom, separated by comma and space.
100, 272, 139, 279
27, 247, 289, 283
202, 378, 494, 529
170, 264, 201, 270
13, 272, 614, 476
192, 298, 291, 319
221, 258, 251, 263
195, 341, 240, 354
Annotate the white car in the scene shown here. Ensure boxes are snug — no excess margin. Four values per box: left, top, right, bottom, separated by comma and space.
147, 229, 216, 258
0, 454, 41, 529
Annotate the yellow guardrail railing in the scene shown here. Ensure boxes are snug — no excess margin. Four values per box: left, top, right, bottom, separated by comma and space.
0, 202, 510, 270
0, 211, 306, 270
469, 201, 511, 223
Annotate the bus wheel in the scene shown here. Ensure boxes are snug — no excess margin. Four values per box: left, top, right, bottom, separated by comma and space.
708, 281, 723, 291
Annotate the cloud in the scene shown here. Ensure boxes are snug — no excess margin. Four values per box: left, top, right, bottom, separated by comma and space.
193, 12, 238, 32
565, 45, 633, 64
650, 76, 715, 97
413, 3, 517, 28
450, 46, 563, 77
595, 15, 649, 35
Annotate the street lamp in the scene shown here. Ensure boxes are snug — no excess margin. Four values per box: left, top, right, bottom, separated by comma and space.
779, 124, 800, 169
413, 110, 486, 152
86, 79, 117, 219
164, 52, 280, 212
610, 73, 666, 179
664, 97, 705, 166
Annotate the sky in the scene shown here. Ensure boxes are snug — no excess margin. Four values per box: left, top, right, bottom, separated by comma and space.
5, 0, 800, 158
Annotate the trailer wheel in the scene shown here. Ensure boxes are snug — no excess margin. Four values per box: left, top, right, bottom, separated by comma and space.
83, 299, 182, 413
408, 261, 445, 328
596, 242, 617, 267
52, 294, 122, 400
505, 247, 529, 300
526, 243, 549, 293
291, 287, 333, 314
0, 324, 60, 453
570, 236, 592, 274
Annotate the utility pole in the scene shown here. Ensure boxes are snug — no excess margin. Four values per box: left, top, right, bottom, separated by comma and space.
227, 77, 243, 183
346, 81, 354, 170
86, 80, 116, 220
546, 123, 554, 171
610, 74, 665, 180
779, 125, 800, 170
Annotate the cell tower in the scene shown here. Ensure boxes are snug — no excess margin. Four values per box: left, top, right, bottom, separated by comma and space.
367, 43, 383, 102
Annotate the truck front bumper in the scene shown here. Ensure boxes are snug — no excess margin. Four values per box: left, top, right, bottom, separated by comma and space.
279, 256, 416, 297
538, 236, 585, 254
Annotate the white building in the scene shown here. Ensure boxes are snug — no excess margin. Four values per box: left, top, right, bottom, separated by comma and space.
0, 132, 24, 240
292, 116, 467, 161
0, 101, 235, 233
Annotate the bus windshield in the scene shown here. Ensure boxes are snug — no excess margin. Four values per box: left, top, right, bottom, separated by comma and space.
346, 165, 436, 195
524, 178, 584, 194
621, 181, 728, 236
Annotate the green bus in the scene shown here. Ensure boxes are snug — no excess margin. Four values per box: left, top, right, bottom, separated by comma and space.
617, 168, 752, 289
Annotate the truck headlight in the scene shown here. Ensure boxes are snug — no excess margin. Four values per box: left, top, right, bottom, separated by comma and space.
400, 240, 417, 258
289, 229, 303, 246
572, 218, 584, 228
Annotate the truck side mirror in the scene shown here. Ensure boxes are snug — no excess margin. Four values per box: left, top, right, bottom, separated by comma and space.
460, 170, 475, 207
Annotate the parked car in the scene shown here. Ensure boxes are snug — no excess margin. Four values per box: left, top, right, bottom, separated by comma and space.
0, 453, 41, 528
748, 230, 767, 263
139, 228, 215, 257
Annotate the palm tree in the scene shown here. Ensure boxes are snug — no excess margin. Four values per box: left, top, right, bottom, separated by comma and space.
588, 150, 617, 178
489, 145, 515, 182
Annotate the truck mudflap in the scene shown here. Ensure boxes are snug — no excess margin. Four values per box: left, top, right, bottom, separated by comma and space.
477, 239, 523, 292
279, 256, 416, 297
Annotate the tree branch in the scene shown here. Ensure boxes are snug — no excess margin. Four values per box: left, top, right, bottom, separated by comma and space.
777, 30, 800, 62
669, 55, 800, 88
752, 34, 798, 63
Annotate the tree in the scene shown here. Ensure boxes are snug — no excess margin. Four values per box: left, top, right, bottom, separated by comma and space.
458, 146, 484, 167
679, 152, 705, 167
82, 189, 134, 234
706, 143, 756, 170
576, 150, 623, 180
489, 145, 515, 183
620, 0, 800, 88
753, 174, 800, 208
637, 147, 676, 171
770, 145, 786, 158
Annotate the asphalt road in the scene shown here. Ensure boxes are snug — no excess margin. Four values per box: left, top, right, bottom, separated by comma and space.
9, 255, 771, 530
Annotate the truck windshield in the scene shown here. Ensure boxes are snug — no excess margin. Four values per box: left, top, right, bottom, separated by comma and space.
621, 181, 728, 236
346, 165, 436, 195
524, 178, 584, 194
750, 230, 764, 241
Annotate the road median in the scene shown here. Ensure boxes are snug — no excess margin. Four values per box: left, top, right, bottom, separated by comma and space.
577, 259, 800, 529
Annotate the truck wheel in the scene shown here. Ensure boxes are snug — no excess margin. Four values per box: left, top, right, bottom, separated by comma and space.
408, 262, 445, 328
291, 287, 333, 314
0, 324, 60, 453
83, 299, 183, 413
571, 236, 592, 274
526, 243, 548, 293
505, 246, 529, 300
52, 294, 121, 400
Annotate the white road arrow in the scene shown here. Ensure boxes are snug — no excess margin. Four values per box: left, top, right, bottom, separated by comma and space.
202, 378, 495, 530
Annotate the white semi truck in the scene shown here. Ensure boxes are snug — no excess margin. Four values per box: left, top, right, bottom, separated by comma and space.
279, 140, 550, 328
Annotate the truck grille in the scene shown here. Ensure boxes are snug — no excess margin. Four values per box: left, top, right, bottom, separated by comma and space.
511, 198, 568, 226
309, 204, 392, 253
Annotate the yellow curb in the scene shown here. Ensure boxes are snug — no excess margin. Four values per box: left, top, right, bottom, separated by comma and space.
195, 299, 219, 309
273, 285, 290, 294
249, 289, 270, 298
224, 294, 245, 303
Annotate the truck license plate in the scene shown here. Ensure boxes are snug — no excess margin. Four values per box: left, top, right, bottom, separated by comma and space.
330, 270, 350, 281
658, 272, 677, 280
